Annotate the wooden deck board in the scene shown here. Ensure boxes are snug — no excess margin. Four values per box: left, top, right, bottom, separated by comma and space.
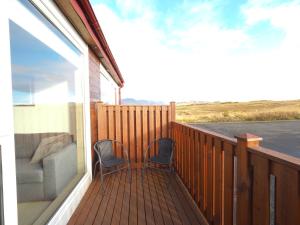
68, 169, 207, 225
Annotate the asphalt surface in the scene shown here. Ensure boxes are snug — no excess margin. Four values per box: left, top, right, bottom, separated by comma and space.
191, 120, 300, 158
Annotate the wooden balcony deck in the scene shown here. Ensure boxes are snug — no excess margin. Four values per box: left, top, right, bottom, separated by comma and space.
68, 169, 207, 225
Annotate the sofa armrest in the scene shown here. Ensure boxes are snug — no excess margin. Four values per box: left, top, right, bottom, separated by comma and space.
43, 143, 77, 200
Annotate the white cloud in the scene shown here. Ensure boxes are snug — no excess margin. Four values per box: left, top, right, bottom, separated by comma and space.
94, 1, 300, 103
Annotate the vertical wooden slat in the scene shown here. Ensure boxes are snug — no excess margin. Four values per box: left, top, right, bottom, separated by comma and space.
186, 128, 191, 190
170, 101, 176, 122
135, 106, 142, 165
190, 129, 195, 197
107, 106, 115, 154
122, 106, 129, 160
180, 126, 184, 178
206, 135, 214, 223
97, 103, 107, 140
199, 133, 206, 212
142, 107, 148, 164
251, 154, 270, 225
148, 106, 155, 158
223, 143, 234, 225
213, 139, 222, 225
129, 106, 135, 164
168, 105, 172, 138
195, 131, 201, 206
115, 105, 121, 158
90, 102, 98, 165
184, 127, 188, 186
161, 106, 168, 138
155, 106, 161, 156
194, 130, 199, 202
272, 163, 300, 225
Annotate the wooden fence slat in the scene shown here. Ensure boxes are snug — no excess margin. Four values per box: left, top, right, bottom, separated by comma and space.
148, 106, 155, 158
168, 104, 172, 137
251, 154, 270, 225
162, 106, 168, 138
97, 103, 107, 140
206, 135, 214, 223
115, 105, 121, 158
155, 106, 161, 156
223, 143, 234, 225
199, 133, 206, 212
122, 106, 129, 159
213, 139, 222, 225
142, 107, 148, 164
272, 163, 300, 225
129, 106, 135, 163
190, 130, 195, 196
195, 132, 201, 206
135, 106, 142, 165
108, 106, 115, 153
192, 130, 199, 200
184, 127, 188, 186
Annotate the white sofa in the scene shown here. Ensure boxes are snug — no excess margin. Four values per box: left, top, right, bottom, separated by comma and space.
15, 133, 77, 202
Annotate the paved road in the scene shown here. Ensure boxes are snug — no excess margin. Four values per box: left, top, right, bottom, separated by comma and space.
191, 121, 300, 158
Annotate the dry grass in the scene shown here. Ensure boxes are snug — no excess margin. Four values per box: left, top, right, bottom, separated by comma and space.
176, 100, 300, 123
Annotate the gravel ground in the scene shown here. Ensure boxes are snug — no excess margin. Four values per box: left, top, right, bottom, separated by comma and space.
191, 120, 300, 157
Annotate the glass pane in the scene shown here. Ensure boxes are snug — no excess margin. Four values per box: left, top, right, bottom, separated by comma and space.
101, 73, 117, 104
9, 8, 85, 225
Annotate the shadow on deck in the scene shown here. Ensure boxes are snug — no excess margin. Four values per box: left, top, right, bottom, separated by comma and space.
68, 169, 207, 225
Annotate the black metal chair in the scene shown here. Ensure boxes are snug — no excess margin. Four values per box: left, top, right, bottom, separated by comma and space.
94, 139, 131, 185
142, 138, 175, 179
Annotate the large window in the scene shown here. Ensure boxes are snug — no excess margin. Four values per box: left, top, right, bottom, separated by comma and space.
9, 1, 85, 224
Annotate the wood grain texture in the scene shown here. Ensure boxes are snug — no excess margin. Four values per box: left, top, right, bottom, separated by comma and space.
68, 169, 207, 225
96, 104, 173, 165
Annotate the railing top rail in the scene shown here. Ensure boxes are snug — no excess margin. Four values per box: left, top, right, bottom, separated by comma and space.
173, 121, 237, 145
248, 145, 300, 170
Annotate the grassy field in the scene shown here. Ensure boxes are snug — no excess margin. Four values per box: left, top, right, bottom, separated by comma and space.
176, 100, 300, 123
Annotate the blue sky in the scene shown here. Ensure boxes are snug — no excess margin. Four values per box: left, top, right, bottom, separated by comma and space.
91, 0, 300, 102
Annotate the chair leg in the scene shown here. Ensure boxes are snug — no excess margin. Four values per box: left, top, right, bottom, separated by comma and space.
142, 162, 147, 183
166, 164, 174, 187
128, 163, 132, 183
93, 161, 100, 178
99, 165, 105, 193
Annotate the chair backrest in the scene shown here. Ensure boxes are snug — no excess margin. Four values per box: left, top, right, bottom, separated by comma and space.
94, 140, 114, 163
157, 138, 175, 162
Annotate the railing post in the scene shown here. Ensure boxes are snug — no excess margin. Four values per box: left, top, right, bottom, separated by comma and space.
235, 133, 262, 225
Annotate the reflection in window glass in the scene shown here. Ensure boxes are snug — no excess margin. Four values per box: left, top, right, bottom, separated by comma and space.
100, 71, 117, 104
10, 11, 85, 225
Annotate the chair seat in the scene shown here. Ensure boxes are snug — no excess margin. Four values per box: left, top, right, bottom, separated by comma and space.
102, 157, 126, 168
149, 156, 170, 165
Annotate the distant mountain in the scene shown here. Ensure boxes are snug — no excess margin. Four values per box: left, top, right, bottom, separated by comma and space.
122, 98, 165, 105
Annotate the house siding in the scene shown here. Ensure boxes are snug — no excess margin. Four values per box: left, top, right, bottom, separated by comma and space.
89, 50, 101, 102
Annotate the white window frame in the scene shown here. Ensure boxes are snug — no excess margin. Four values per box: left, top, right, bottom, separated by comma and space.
0, 1, 92, 224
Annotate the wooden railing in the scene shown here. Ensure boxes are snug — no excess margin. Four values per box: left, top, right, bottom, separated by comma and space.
93, 102, 300, 225
172, 122, 237, 225
172, 121, 300, 225
95, 102, 176, 165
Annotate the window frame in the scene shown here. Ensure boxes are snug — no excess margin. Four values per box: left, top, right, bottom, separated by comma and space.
0, 1, 93, 224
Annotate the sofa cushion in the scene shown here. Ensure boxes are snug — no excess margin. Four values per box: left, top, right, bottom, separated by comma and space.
14, 133, 72, 158
16, 158, 43, 184
30, 141, 64, 164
